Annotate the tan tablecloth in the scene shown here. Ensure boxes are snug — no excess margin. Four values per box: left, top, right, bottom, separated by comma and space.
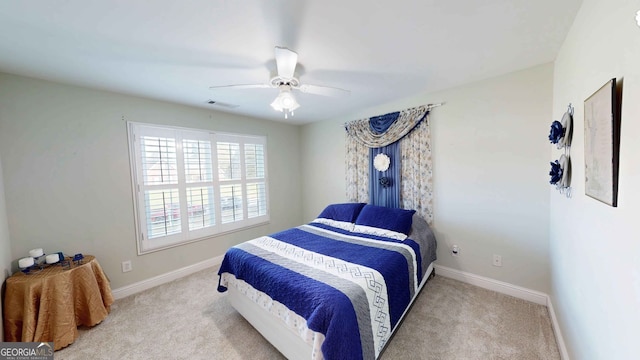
3, 255, 114, 350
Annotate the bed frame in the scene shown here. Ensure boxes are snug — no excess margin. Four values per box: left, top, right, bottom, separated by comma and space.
226, 262, 436, 360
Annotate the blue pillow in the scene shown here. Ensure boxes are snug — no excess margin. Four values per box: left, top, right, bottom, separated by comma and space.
317, 203, 366, 223
355, 205, 415, 235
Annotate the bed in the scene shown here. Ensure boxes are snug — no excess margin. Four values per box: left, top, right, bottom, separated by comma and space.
217, 203, 437, 360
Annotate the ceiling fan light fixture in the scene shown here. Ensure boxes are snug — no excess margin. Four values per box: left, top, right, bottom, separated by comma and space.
210, 46, 350, 119
270, 86, 300, 118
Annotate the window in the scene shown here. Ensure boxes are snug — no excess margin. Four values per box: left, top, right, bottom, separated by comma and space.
128, 123, 269, 253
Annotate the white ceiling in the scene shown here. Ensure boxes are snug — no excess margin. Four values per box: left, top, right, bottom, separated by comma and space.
0, 0, 582, 124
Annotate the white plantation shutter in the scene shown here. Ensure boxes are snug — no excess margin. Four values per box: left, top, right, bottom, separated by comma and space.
246, 182, 267, 218
183, 139, 213, 182
217, 142, 241, 180
129, 123, 269, 254
137, 128, 182, 244
182, 134, 216, 232
217, 141, 243, 223
185, 186, 214, 231
245, 143, 267, 218
220, 184, 243, 223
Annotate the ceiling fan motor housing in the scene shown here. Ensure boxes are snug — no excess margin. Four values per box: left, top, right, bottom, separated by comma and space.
270, 76, 300, 89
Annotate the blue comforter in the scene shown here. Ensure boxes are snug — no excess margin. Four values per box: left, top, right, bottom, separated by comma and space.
218, 222, 435, 360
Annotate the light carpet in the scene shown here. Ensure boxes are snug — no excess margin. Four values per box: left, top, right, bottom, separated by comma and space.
55, 266, 560, 359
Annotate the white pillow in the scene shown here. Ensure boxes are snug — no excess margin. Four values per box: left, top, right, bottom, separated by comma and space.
311, 218, 355, 232
352, 224, 407, 240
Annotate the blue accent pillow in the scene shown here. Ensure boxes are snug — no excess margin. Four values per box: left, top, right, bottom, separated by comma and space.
317, 203, 366, 223
354, 205, 416, 235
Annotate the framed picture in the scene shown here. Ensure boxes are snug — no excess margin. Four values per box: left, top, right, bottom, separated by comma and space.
584, 78, 620, 207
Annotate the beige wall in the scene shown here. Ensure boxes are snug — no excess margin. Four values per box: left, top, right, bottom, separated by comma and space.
0, 158, 11, 339
550, 0, 640, 358
0, 73, 303, 289
302, 64, 553, 293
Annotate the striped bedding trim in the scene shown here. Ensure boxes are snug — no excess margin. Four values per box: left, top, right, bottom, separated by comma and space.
249, 235, 391, 354
299, 224, 419, 294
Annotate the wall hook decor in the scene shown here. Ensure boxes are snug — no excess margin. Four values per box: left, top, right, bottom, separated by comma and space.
549, 103, 573, 149
550, 154, 572, 198
549, 103, 573, 198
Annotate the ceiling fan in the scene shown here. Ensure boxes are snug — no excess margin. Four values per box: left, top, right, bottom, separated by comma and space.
209, 46, 350, 119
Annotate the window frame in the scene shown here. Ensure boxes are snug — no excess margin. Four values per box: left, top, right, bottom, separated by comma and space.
127, 122, 269, 254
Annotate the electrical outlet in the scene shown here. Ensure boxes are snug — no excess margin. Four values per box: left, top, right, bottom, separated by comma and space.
122, 260, 132, 273
492, 254, 502, 267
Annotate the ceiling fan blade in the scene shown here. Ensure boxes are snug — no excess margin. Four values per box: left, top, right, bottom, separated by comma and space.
274, 46, 298, 79
209, 84, 271, 90
298, 84, 351, 97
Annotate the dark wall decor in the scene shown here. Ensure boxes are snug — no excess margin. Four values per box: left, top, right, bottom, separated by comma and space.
584, 78, 621, 207
549, 103, 573, 198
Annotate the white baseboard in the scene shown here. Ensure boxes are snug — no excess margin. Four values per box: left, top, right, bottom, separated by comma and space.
434, 264, 547, 304
112, 255, 224, 300
546, 295, 570, 360
433, 265, 569, 359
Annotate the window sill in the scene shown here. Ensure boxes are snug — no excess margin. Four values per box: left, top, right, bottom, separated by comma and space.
137, 220, 271, 255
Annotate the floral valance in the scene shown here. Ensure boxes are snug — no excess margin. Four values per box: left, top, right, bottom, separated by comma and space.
345, 105, 429, 147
